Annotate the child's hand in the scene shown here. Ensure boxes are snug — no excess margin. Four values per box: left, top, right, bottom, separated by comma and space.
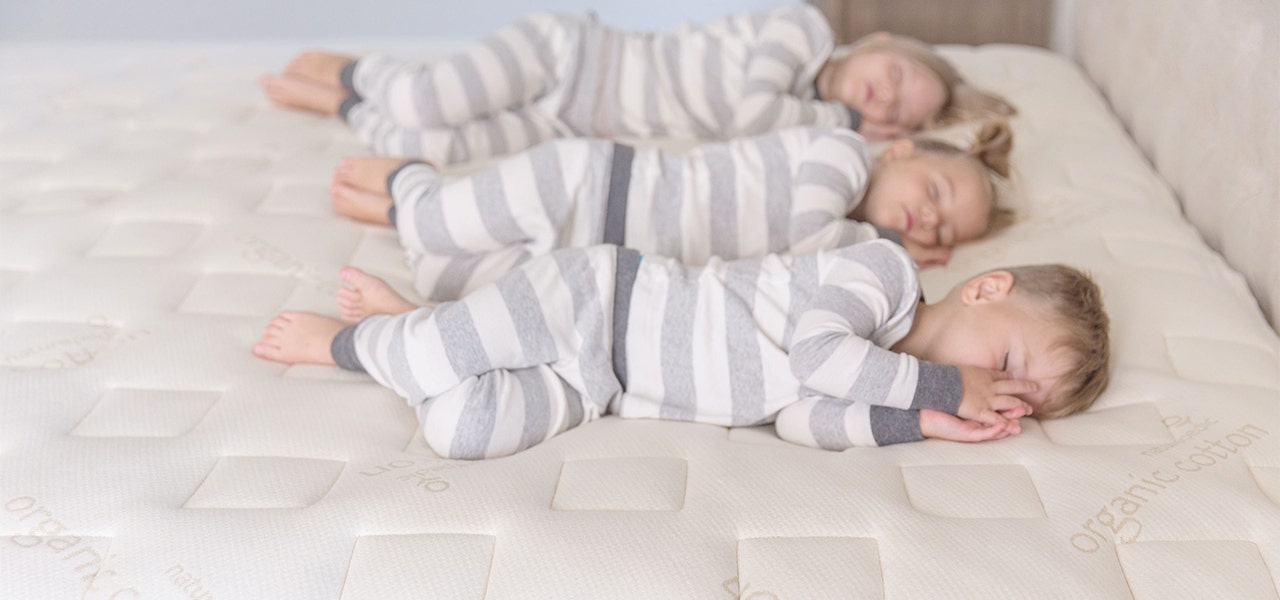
957, 365, 1037, 426
919, 409, 1022, 442
902, 238, 952, 268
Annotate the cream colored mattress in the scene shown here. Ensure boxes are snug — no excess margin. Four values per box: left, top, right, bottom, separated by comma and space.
1, 42, 1278, 599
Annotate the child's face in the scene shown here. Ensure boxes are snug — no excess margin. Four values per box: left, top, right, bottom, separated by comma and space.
830, 50, 946, 138
856, 147, 992, 249
923, 281, 1075, 411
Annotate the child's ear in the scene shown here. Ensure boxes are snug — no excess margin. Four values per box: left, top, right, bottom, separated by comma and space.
960, 270, 1014, 305
879, 139, 915, 163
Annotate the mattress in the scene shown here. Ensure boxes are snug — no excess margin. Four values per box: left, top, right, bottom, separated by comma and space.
1, 41, 1277, 599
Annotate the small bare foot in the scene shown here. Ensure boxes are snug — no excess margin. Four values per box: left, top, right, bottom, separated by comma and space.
253, 311, 346, 365
331, 182, 394, 225
337, 266, 422, 322
259, 74, 346, 116
334, 156, 416, 194
284, 51, 355, 88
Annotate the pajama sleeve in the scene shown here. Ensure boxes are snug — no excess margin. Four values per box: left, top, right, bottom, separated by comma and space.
787, 129, 884, 255
787, 240, 962, 414
734, 4, 855, 135
775, 393, 924, 448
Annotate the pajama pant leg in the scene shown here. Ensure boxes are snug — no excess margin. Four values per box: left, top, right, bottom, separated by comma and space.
416, 365, 591, 459
351, 246, 626, 459
344, 100, 567, 166
387, 139, 613, 300
349, 13, 578, 129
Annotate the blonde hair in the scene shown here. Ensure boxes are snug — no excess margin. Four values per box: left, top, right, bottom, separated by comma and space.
1003, 265, 1111, 419
910, 120, 1017, 236
846, 33, 1017, 129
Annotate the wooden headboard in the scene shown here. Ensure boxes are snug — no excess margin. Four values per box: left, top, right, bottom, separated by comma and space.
809, 0, 1052, 47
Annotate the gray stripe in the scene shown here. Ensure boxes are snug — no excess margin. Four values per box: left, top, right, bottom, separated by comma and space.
388, 316, 429, 402
529, 141, 572, 229
604, 144, 633, 245
563, 379, 585, 428
483, 111, 511, 158
724, 259, 766, 425
513, 17, 558, 79
561, 25, 601, 134
430, 255, 483, 301
472, 168, 528, 245
705, 148, 738, 258
330, 325, 364, 372
662, 37, 712, 137
795, 161, 854, 198
755, 134, 792, 253
812, 285, 878, 334
436, 302, 493, 379
702, 37, 732, 135
484, 34, 526, 107
808, 397, 852, 450
386, 160, 428, 196
755, 42, 804, 72
612, 248, 642, 389
409, 61, 447, 127
659, 264, 699, 421
790, 211, 837, 246
641, 52, 665, 136
409, 172, 459, 254
552, 249, 620, 411
869, 406, 924, 445
653, 152, 684, 256
844, 347, 898, 403
783, 254, 818, 347
512, 367, 550, 452
836, 242, 908, 307
453, 52, 493, 115
497, 271, 559, 364
448, 373, 498, 459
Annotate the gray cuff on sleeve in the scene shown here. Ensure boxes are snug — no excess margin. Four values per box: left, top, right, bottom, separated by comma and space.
338, 93, 362, 122
330, 325, 366, 372
339, 60, 358, 93
910, 361, 962, 414
847, 106, 862, 131
875, 227, 903, 246
869, 406, 924, 445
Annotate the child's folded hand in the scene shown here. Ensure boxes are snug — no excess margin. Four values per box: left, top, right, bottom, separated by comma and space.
956, 365, 1037, 426
919, 409, 1021, 442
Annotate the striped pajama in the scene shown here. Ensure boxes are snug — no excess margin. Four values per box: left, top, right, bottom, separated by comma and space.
335, 240, 963, 459
339, 4, 858, 166
385, 126, 888, 301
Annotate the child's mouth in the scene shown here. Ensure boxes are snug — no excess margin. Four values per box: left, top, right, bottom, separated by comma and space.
904, 210, 915, 232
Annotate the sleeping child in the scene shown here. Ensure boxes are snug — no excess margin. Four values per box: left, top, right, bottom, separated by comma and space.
252, 239, 1110, 458
324, 120, 1013, 303
260, 4, 1015, 166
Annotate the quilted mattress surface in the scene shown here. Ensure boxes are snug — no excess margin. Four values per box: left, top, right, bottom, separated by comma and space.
1, 42, 1278, 599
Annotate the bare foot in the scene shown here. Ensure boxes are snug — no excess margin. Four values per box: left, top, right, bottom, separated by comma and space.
337, 267, 422, 322
331, 182, 394, 225
253, 311, 345, 365
335, 156, 416, 194
259, 74, 346, 116
284, 51, 355, 88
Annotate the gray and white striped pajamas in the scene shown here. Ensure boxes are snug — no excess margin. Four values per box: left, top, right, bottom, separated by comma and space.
338, 4, 858, 166
332, 240, 963, 459
385, 126, 889, 301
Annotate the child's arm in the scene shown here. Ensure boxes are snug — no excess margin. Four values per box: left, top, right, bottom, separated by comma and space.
788, 241, 1031, 426
775, 396, 1024, 449
787, 129, 885, 255
735, 5, 856, 135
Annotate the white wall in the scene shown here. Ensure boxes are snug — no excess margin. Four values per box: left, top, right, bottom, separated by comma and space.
0, 0, 789, 42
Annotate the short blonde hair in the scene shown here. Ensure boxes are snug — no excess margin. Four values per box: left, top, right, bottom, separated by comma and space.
910, 120, 1017, 237
846, 33, 1017, 129
1003, 264, 1111, 419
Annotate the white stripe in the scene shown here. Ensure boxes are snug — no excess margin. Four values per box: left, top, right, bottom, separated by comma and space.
440, 178, 500, 253
843, 402, 876, 446
691, 267, 734, 424
619, 264, 669, 420
433, 61, 471, 125
732, 141, 768, 259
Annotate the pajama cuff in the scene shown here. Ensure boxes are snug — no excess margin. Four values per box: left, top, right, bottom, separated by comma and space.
339, 60, 358, 93
910, 361, 962, 414
331, 325, 365, 372
875, 227, 903, 246
869, 406, 924, 445
384, 160, 432, 226
846, 107, 862, 131
338, 93, 362, 122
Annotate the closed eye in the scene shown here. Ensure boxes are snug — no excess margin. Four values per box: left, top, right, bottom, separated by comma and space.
1001, 351, 1009, 371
